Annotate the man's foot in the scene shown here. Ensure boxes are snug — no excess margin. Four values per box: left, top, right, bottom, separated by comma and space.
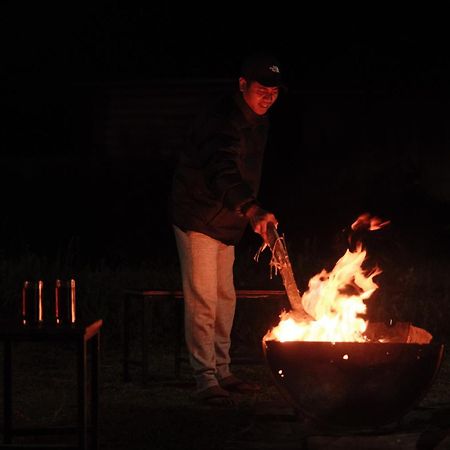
219, 375, 261, 394
196, 385, 235, 407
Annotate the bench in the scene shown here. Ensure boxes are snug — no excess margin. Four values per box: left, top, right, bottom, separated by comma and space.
122, 289, 287, 383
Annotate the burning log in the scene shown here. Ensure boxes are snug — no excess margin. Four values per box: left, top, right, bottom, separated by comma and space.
266, 223, 312, 322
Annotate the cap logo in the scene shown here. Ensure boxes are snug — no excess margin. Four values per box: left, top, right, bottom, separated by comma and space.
269, 65, 280, 73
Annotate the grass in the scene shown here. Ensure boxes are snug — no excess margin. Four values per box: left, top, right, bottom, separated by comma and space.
1, 337, 449, 449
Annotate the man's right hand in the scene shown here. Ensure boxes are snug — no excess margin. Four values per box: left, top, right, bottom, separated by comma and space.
245, 204, 278, 244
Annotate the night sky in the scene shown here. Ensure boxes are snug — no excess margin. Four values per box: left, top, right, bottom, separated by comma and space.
5, 5, 449, 84
3, 5, 450, 268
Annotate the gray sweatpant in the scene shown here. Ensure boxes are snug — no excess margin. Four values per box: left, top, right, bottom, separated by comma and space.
173, 225, 236, 391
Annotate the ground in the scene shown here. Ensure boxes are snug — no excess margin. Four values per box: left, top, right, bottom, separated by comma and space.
1, 339, 450, 449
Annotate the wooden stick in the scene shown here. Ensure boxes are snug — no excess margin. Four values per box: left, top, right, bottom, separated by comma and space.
267, 223, 313, 321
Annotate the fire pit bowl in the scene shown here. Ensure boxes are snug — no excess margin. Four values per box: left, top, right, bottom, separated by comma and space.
263, 323, 444, 430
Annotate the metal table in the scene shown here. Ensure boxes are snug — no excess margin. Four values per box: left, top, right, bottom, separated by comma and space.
1, 319, 102, 450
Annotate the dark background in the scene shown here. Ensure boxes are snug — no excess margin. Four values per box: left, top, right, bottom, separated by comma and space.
2, 5, 450, 278
2, 12, 450, 448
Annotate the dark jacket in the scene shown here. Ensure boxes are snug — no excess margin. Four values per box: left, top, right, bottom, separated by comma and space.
170, 91, 269, 245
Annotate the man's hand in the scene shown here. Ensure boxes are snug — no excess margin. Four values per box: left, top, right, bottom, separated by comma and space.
245, 204, 278, 243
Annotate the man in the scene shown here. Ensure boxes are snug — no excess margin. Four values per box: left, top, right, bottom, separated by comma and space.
170, 52, 283, 405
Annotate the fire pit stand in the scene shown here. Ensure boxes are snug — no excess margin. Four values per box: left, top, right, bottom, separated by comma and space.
263, 322, 445, 431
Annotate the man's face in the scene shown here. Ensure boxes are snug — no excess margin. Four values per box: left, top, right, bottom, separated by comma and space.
240, 78, 279, 116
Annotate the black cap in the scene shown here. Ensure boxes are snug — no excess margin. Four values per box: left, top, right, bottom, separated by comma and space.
240, 52, 284, 88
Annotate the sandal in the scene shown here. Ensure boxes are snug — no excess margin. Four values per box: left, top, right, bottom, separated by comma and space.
196, 385, 235, 407
219, 375, 261, 394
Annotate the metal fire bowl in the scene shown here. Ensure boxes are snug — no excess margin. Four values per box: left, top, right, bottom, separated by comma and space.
263, 329, 444, 429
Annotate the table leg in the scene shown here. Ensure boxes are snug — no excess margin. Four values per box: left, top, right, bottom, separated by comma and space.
123, 294, 131, 382
77, 338, 88, 450
142, 298, 149, 384
3, 341, 12, 444
91, 333, 100, 450
174, 297, 183, 378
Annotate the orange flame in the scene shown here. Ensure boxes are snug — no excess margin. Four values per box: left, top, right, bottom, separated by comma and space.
351, 212, 390, 231
265, 216, 385, 343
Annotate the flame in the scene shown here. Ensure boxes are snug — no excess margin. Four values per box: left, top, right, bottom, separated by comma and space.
264, 243, 382, 343
351, 212, 390, 231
